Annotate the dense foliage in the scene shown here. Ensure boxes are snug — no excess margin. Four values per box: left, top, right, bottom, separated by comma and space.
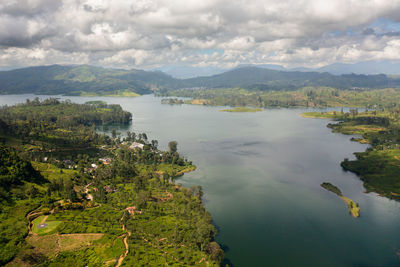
0, 100, 222, 266
0, 146, 46, 265
305, 110, 400, 200
321, 182, 342, 196
0, 97, 131, 126
0, 98, 131, 152
0, 146, 44, 199
161, 87, 400, 109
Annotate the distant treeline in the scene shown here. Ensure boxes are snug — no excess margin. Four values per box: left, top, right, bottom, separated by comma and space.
0, 98, 131, 149
160, 87, 400, 109
1, 65, 400, 96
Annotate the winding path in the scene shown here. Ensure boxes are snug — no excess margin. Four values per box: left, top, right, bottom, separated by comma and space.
26, 208, 43, 235
115, 219, 131, 267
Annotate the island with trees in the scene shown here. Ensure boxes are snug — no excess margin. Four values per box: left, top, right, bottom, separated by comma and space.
321, 182, 360, 218
0, 99, 223, 266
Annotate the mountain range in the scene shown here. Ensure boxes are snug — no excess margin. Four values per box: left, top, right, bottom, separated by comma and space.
0, 64, 399, 96
156, 60, 400, 79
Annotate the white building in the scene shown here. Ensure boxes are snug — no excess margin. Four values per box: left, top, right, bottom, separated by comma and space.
130, 142, 144, 150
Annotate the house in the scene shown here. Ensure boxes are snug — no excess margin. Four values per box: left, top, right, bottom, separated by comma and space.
129, 142, 144, 150
104, 185, 117, 193
99, 157, 112, 165
91, 163, 98, 169
125, 206, 142, 215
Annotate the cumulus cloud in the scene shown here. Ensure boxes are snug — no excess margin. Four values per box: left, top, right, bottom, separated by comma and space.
0, 0, 400, 69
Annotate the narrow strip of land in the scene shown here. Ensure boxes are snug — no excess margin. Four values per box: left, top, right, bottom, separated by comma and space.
321, 182, 360, 218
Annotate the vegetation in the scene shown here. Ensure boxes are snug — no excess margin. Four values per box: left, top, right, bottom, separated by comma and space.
161, 98, 185, 105
321, 182, 360, 218
1, 65, 400, 96
175, 66, 400, 90
0, 100, 222, 266
0, 146, 45, 264
0, 65, 167, 96
341, 196, 361, 218
321, 182, 342, 196
80, 90, 140, 97
219, 107, 262, 112
307, 109, 400, 201
160, 87, 400, 109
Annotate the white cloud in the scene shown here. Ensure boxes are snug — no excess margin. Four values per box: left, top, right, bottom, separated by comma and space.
0, 0, 400, 69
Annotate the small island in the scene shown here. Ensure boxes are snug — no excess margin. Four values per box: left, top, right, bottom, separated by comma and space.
321, 182, 360, 218
219, 107, 263, 113
161, 98, 185, 105
301, 111, 339, 118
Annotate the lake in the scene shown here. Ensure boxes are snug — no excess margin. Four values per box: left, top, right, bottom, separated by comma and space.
1, 94, 400, 266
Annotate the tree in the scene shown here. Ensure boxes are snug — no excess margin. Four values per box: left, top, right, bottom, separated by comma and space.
207, 241, 224, 262
196, 185, 203, 200
168, 141, 178, 153
111, 129, 117, 139
151, 140, 158, 150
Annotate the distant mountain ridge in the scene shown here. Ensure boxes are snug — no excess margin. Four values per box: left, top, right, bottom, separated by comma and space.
178, 66, 398, 91
152, 65, 226, 79
157, 61, 400, 78
0, 64, 399, 96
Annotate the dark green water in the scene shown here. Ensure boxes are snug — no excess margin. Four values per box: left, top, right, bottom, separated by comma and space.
1, 94, 400, 266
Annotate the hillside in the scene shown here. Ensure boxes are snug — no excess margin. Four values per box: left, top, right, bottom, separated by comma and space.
0, 65, 177, 96
0, 65, 400, 96
181, 66, 399, 90
0, 99, 223, 266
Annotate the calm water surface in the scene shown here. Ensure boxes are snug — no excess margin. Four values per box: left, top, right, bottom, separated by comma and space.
1, 94, 400, 266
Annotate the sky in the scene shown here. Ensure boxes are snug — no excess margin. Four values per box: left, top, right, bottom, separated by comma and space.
1, 0, 400, 70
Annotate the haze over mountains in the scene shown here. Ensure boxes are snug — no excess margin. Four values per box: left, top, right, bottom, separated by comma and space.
156, 60, 400, 79
0, 64, 399, 96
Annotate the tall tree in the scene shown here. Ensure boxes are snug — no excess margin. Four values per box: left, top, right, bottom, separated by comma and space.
168, 141, 178, 153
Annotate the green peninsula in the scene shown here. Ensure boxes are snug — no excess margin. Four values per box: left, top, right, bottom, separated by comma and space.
321, 182, 360, 218
303, 109, 400, 200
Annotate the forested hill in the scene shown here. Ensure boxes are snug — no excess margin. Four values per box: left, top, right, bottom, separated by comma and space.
180, 66, 400, 90
1, 65, 400, 95
0, 65, 177, 96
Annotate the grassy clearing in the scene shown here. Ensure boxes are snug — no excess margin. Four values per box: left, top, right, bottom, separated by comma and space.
301, 111, 338, 118
340, 196, 361, 218
32, 162, 78, 182
136, 163, 196, 177
48, 205, 124, 235
26, 234, 104, 258
24, 233, 124, 266
190, 99, 210, 105
334, 124, 386, 135
32, 216, 62, 236
220, 107, 263, 112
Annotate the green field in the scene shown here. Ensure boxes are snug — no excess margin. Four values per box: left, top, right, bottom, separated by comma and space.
32, 216, 62, 236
